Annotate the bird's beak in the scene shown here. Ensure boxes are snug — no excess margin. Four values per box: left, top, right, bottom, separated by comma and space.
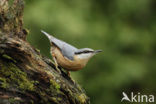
94, 50, 102, 54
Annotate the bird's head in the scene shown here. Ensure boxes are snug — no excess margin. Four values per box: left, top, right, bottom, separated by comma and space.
74, 48, 102, 60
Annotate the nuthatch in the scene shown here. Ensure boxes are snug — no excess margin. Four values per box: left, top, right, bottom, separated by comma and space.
41, 30, 102, 72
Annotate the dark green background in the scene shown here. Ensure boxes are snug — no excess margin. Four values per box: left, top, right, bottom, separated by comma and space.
24, 0, 156, 104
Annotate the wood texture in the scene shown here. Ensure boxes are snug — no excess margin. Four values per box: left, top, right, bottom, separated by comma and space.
0, 0, 90, 104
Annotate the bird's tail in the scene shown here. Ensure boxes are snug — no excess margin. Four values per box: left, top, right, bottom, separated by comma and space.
41, 30, 54, 41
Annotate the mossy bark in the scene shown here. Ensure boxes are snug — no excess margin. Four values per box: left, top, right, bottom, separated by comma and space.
0, 0, 90, 104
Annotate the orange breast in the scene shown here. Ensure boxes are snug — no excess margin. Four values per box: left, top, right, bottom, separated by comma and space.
51, 47, 88, 71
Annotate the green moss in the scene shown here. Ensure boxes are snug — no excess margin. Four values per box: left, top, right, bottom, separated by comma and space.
0, 77, 9, 88
49, 79, 60, 91
0, 60, 35, 91
35, 48, 40, 53
8, 98, 17, 104
50, 97, 57, 102
2, 54, 13, 60
48, 96, 62, 104
8, 97, 23, 104
2, 54, 17, 63
77, 94, 87, 103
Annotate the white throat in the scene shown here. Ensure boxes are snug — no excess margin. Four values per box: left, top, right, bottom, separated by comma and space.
76, 53, 94, 60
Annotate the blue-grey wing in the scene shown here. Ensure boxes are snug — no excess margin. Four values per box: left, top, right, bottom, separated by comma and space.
41, 30, 77, 60
61, 44, 77, 60
51, 37, 78, 60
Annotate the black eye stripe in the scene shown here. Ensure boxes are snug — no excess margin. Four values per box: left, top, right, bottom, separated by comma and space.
84, 51, 90, 53
75, 51, 93, 54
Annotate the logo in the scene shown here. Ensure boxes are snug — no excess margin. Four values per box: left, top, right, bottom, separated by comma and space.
121, 92, 154, 103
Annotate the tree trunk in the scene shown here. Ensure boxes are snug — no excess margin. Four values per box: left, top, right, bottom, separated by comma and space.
0, 0, 90, 104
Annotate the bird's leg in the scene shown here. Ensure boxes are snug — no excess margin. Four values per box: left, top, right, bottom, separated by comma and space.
67, 71, 70, 76
66, 71, 76, 84
60, 69, 70, 77
53, 57, 61, 74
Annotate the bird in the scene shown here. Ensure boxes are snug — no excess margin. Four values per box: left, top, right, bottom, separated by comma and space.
41, 30, 102, 74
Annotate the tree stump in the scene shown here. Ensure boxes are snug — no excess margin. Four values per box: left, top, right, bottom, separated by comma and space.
0, 0, 90, 104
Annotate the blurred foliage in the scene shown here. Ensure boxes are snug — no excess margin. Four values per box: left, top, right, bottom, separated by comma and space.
24, 0, 156, 104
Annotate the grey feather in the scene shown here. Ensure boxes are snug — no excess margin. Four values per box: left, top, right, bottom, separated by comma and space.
41, 30, 78, 60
